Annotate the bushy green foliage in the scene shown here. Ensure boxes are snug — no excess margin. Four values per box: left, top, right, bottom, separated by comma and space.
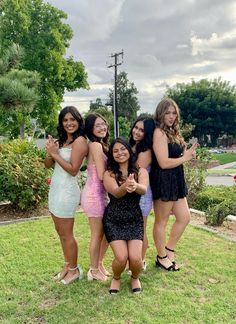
0, 139, 51, 210
184, 161, 207, 206
193, 185, 236, 225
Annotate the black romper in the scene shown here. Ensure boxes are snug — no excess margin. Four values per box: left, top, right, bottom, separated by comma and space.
150, 143, 188, 201
103, 190, 144, 243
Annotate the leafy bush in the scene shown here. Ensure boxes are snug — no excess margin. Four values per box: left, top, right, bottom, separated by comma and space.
0, 139, 51, 210
192, 185, 236, 225
184, 160, 207, 207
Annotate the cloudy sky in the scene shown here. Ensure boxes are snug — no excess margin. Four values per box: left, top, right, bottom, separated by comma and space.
46, 0, 236, 115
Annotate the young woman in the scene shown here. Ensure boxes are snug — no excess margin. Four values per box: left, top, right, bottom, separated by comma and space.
150, 98, 198, 271
80, 113, 110, 281
45, 106, 88, 284
103, 138, 148, 294
129, 117, 156, 271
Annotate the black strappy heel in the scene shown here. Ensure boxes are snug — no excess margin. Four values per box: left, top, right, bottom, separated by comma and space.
165, 246, 180, 271
155, 255, 174, 271
109, 277, 120, 294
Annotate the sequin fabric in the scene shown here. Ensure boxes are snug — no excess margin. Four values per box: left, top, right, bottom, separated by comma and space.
80, 162, 108, 217
103, 191, 144, 243
139, 165, 152, 216
48, 147, 80, 218
150, 143, 188, 201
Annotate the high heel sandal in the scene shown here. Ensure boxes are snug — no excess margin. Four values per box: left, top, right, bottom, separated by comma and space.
155, 255, 174, 271
165, 246, 180, 271
109, 277, 120, 294
131, 276, 142, 293
99, 263, 111, 277
87, 268, 107, 281
61, 265, 83, 285
53, 261, 69, 281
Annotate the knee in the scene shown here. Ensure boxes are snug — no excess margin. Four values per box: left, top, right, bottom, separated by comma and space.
129, 255, 142, 266
115, 254, 128, 266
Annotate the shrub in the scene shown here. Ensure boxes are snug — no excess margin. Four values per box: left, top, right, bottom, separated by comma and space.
0, 139, 51, 210
184, 160, 207, 206
193, 185, 236, 225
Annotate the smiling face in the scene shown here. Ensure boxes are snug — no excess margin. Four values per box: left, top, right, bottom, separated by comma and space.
93, 117, 108, 138
132, 120, 144, 143
112, 142, 130, 163
62, 112, 79, 135
163, 105, 178, 127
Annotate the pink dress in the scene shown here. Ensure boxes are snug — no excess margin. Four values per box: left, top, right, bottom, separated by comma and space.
80, 159, 108, 218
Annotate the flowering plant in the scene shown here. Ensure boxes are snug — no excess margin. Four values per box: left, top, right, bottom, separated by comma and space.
46, 177, 51, 185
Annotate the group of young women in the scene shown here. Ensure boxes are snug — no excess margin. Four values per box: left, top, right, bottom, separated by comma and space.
45, 98, 198, 293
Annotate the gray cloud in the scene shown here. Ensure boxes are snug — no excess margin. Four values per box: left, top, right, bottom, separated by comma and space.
46, 0, 236, 114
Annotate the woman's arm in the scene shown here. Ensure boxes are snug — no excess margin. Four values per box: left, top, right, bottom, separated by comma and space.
103, 171, 128, 198
153, 128, 197, 169
44, 154, 55, 169
89, 142, 106, 181
126, 169, 148, 195
49, 137, 88, 176
136, 150, 152, 169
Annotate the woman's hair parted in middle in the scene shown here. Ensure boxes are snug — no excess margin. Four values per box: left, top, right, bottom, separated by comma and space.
154, 98, 185, 146
57, 106, 85, 148
84, 112, 109, 153
107, 137, 139, 184
129, 117, 156, 155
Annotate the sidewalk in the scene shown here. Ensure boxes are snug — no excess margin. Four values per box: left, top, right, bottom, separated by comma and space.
210, 161, 236, 170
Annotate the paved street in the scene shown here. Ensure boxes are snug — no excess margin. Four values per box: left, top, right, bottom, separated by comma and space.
206, 175, 234, 186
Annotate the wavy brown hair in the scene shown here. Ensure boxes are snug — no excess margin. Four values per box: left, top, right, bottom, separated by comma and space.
154, 98, 185, 146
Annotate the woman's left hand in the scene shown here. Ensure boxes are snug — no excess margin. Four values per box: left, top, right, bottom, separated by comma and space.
126, 174, 137, 193
45, 135, 59, 156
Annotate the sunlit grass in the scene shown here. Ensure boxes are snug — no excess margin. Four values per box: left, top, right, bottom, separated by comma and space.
0, 211, 235, 323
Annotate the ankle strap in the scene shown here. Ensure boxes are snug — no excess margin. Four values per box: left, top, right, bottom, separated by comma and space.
113, 277, 120, 280
131, 275, 139, 279
165, 246, 175, 252
157, 255, 167, 260
69, 266, 78, 271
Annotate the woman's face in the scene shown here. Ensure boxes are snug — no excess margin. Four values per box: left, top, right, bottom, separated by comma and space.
112, 142, 130, 163
62, 112, 79, 134
132, 121, 144, 143
93, 117, 108, 138
163, 105, 177, 127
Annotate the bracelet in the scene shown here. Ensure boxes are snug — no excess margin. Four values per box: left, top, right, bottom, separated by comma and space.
46, 155, 53, 159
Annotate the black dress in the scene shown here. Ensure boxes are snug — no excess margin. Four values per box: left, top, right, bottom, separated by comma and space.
103, 190, 144, 243
150, 143, 188, 201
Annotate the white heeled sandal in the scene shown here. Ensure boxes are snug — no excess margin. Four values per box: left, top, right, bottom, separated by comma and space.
61, 265, 83, 285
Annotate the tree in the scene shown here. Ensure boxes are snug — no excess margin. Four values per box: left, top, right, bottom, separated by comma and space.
166, 78, 236, 145
108, 71, 140, 123
0, 43, 40, 138
0, 0, 88, 133
89, 98, 106, 111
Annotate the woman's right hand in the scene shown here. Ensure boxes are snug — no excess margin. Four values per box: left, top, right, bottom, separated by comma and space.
183, 142, 199, 162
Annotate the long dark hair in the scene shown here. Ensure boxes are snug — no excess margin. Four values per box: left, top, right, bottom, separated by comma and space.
57, 106, 85, 148
85, 113, 109, 154
107, 137, 139, 184
129, 117, 156, 156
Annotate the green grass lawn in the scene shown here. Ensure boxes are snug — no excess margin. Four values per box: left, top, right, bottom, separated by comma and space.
0, 212, 236, 323
211, 152, 236, 165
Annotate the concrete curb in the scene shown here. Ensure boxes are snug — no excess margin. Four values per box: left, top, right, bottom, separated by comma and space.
190, 208, 236, 222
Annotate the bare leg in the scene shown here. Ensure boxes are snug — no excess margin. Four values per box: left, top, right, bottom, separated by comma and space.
88, 217, 106, 280
153, 200, 173, 269
128, 240, 143, 291
109, 240, 128, 291
142, 217, 148, 266
99, 235, 110, 276
52, 215, 80, 282
166, 198, 191, 268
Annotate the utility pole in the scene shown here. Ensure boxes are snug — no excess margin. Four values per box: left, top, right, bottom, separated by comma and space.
108, 50, 124, 138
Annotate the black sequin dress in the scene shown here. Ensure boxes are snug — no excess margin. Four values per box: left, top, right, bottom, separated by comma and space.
150, 143, 188, 201
103, 190, 144, 243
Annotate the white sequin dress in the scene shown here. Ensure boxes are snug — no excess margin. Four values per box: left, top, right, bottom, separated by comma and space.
48, 147, 80, 218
